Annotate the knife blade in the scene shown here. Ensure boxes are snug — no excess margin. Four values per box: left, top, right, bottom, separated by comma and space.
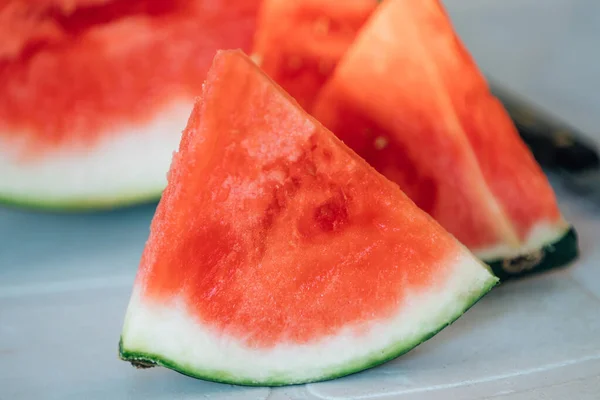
490, 83, 600, 201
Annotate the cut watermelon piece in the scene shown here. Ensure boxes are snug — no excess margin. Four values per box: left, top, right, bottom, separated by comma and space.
251, 0, 377, 111
0, 0, 261, 210
311, 0, 578, 279
119, 50, 498, 386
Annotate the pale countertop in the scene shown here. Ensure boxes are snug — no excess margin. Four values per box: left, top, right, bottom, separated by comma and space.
1, 1, 599, 399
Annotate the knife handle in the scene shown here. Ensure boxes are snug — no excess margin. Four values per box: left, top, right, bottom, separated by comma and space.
490, 83, 599, 173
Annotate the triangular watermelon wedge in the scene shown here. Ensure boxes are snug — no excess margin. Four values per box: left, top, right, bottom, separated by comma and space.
119, 49, 498, 386
311, 0, 578, 279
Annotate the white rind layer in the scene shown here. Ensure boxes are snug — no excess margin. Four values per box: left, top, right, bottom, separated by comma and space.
120, 251, 497, 384
473, 220, 570, 261
0, 104, 192, 208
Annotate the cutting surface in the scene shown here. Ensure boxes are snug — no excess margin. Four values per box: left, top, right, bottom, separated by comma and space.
1, 0, 600, 398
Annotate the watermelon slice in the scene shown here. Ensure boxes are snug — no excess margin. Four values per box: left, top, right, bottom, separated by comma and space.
119, 50, 498, 386
310, 0, 578, 279
251, 0, 377, 111
0, 0, 261, 210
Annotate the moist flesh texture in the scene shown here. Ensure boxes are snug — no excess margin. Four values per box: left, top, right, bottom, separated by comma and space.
119, 50, 498, 385
0, 0, 261, 159
136, 49, 463, 347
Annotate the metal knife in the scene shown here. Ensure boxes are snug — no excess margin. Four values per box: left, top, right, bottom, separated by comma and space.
490, 83, 600, 201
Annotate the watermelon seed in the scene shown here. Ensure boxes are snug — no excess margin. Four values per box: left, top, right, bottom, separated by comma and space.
374, 136, 389, 150
313, 17, 330, 36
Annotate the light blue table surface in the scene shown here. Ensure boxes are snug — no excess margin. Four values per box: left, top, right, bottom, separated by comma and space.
1, 1, 599, 399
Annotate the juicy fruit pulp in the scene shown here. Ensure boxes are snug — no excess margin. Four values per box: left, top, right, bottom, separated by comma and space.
252, 0, 377, 111
1, 0, 260, 153
311, 0, 572, 263
119, 50, 498, 386
0, 0, 261, 209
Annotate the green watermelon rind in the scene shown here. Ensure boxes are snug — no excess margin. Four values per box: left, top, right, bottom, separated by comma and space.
485, 226, 579, 281
118, 276, 498, 387
0, 190, 162, 213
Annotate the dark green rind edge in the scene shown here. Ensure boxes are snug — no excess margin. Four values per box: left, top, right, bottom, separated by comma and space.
484, 226, 579, 281
118, 276, 498, 387
0, 190, 162, 214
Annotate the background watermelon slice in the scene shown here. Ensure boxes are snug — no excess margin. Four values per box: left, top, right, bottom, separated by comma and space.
0, 0, 261, 210
119, 50, 498, 386
250, 0, 579, 279
250, 0, 578, 278
251, 0, 376, 111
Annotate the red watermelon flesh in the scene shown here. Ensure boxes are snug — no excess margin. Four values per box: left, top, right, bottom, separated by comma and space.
312, 0, 570, 260
119, 49, 498, 386
0, 0, 261, 209
251, 0, 377, 111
